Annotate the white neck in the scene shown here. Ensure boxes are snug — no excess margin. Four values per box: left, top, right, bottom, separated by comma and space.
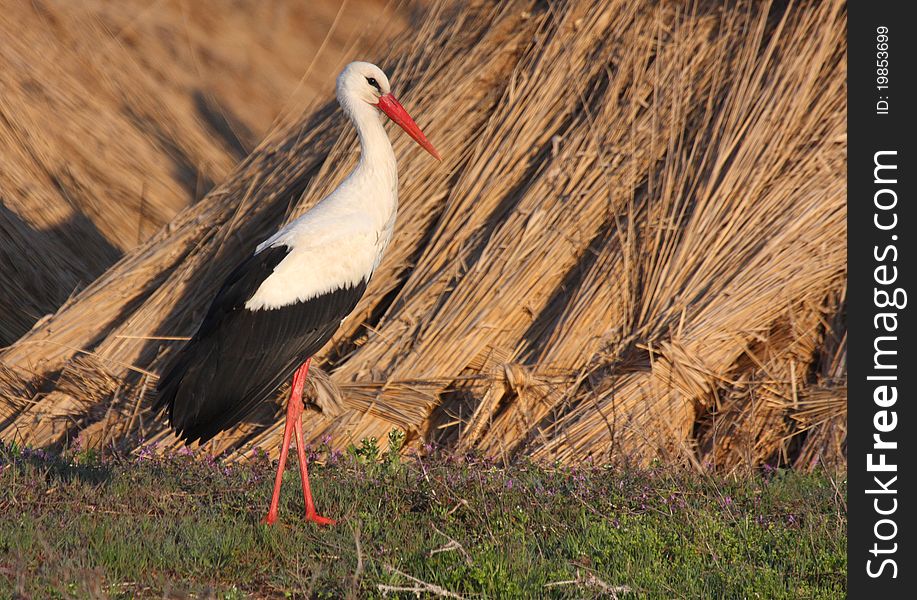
247, 92, 401, 310
345, 100, 398, 193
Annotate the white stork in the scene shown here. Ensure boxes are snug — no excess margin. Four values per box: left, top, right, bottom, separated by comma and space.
155, 61, 440, 526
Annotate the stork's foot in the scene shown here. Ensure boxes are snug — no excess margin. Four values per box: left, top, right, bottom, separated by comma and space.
261, 512, 279, 526
305, 511, 336, 526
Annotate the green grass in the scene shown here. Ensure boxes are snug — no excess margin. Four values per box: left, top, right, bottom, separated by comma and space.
0, 439, 846, 599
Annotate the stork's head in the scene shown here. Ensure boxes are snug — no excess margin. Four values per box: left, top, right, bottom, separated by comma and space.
336, 61, 440, 160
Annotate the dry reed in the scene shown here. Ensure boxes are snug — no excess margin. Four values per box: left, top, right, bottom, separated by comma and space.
1, 0, 847, 471
0, 0, 404, 345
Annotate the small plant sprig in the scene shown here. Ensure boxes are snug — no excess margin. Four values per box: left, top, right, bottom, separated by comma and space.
346, 429, 406, 474
348, 436, 380, 464
383, 428, 406, 472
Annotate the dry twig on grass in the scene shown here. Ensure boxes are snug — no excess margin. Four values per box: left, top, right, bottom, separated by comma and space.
378, 566, 467, 599
545, 569, 632, 598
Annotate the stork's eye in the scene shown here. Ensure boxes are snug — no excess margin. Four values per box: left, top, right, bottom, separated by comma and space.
366, 77, 381, 92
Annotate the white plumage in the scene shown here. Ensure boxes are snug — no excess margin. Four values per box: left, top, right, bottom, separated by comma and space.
246, 200, 396, 310
247, 62, 401, 310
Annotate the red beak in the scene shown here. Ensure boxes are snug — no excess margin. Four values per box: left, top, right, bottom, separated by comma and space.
376, 93, 441, 161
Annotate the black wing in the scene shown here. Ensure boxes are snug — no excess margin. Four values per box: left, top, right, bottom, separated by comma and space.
154, 246, 367, 444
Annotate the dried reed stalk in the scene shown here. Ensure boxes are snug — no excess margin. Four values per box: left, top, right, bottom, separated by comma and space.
0, 0, 403, 345
0, 0, 530, 445
525, 0, 846, 465
2, 0, 847, 470
793, 286, 847, 470
696, 299, 831, 472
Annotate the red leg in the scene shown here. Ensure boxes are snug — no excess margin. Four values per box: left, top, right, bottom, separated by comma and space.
291, 359, 336, 525
294, 412, 336, 525
261, 361, 309, 525
261, 359, 335, 526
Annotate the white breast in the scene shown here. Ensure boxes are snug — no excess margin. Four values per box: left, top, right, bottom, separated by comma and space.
245, 99, 400, 313
245, 194, 395, 311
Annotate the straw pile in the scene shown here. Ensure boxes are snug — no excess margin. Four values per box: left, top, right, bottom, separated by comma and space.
0, 0, 847, 472
0, 0, 405, 345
